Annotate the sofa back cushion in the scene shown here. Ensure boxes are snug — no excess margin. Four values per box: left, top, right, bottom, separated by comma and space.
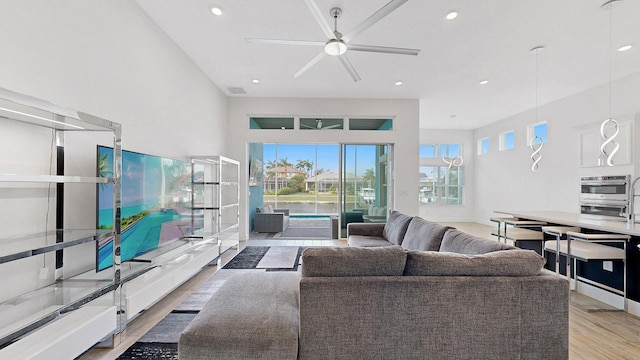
301, 246, 407, 277
401, 217, 453, 251
382, 211, 413, 245
440, 228, 515, 255
403, 249, 545, 276
257, 204, 274, 213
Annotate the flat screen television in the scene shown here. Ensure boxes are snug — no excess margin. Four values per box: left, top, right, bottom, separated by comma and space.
96, 146, 192, 271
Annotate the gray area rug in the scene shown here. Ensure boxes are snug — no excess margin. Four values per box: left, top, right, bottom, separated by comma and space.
117, 247, 303, 359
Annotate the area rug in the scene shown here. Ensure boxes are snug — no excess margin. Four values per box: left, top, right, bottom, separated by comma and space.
222, 246, 305, 271
117, 247, 304, 359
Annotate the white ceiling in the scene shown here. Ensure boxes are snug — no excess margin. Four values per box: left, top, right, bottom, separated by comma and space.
134, 0, 640, 130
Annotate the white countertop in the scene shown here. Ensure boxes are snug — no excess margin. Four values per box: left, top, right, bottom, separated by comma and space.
495, 210, 640, 237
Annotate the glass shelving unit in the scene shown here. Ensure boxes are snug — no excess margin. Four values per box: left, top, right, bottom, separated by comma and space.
190, 156, 240, 254
0, 87, 122, 349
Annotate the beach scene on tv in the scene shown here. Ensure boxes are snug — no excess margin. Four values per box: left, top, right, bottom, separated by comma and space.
97, 147, 192, 271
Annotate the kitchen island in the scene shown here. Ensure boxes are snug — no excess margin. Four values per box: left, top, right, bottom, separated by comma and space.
495, 210, 640, 315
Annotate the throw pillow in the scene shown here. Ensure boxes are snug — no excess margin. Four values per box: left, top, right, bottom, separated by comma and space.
440, 228, 515, 255
382, 211, 413, 245
403, 250, 545, 276
301, 246, 407, 277
401, 216, 452, 251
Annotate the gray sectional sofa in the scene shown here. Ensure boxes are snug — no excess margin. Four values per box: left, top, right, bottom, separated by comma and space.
179, 212, 569, 359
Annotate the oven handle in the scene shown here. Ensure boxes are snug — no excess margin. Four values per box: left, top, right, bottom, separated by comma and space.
580, 203, 628, 209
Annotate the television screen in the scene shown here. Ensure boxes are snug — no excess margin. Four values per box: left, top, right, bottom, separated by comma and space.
96, 146, 192, 271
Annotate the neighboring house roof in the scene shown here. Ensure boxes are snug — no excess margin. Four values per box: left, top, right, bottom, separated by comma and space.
305, 172, 361, 183
266, 166, 305, 176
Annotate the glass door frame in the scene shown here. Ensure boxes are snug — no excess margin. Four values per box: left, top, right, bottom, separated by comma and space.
339, 143, 394, 238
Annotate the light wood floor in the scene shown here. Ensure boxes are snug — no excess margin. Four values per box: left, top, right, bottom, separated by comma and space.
81, 224, 640, 360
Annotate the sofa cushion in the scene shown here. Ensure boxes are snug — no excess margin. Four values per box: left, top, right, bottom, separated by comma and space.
258, 204, 274, 213
440, 228, 515, 255
301, 246, 407, 277
401, 217, 453, 251
403, 250, 545, 276
382, 211, 413, 245
347, 235, 392, 247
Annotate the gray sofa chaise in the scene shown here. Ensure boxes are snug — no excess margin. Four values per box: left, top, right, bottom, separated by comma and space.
179, 214, 569, 360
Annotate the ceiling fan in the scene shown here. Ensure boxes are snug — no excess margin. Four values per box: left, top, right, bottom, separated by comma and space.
246, 0, 420, 82
300, 118, 343, 130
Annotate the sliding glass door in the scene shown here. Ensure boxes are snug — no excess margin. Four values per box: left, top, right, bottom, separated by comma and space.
340, 144, 393, 237
260, 143, 339, 215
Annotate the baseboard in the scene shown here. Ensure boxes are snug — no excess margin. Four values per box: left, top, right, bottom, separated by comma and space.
575, 280, 625, 311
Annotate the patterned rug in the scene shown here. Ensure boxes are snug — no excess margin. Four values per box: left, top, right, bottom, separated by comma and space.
117, 247, 303, 359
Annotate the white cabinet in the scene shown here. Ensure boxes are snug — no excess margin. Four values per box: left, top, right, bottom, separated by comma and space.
190, 156, 240, 254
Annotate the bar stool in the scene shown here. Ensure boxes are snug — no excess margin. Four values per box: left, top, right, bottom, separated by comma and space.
489, 216, 518, 243
503, 219, 546, 253
541, 226, 580, 274
565, 231, 630, 311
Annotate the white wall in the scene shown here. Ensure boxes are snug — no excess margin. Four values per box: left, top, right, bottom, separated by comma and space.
0, 0, 226, 302
226, 97, 420, 239
418, 129, 476, 222
472, 72, 640, 224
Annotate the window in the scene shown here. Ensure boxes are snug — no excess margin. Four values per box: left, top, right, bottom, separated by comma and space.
419, 144, 464, 206
477, 137, 490, 155
499, 130, 515, 151
527, 121, 547, 144
250, 117, 294, 129
348, 118, 393, 130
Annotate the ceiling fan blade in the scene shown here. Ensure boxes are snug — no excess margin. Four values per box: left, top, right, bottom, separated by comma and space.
246, 38, 325, 46
343, 0, 408, 42
348, 44, 420, 56
338, 55, 361, 82
294, 51, 327, 78
303, 0, 334, 39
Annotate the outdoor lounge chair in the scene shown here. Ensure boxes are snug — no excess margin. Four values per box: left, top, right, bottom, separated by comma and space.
254, 204, 290, 232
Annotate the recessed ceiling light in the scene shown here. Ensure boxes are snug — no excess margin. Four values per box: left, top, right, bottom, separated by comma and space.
210, 6, 223, 16
445, 11, 458, 20
617, 44, 632, 52
479, 79, 489, 85
252, 79, 260, 84
395, 81, 403, 86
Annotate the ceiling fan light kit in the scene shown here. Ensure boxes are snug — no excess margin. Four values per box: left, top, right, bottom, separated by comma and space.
246, 0, 421, 81
324, 39, 347, 56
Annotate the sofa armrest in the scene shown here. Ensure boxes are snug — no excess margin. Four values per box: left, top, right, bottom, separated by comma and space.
274, 209, 290, 216
347, 222, 385, 237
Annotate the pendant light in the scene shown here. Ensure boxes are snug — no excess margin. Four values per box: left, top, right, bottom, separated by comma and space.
529, 46, 544, 172
599, 0, 622, 166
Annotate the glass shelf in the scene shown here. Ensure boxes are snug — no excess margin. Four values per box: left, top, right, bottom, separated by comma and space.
0, 174, 113, 183
0, 274, 116, 347
0, 230, 113, 265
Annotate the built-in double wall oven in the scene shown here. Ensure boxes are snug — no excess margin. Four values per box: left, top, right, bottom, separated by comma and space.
580, 175, 630, 219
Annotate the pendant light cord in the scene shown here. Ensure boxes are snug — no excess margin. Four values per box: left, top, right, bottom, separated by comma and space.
608, 2, 613, 120
535, 49, 539, 123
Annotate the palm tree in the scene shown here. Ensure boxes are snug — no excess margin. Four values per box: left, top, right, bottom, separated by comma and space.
97, 152, 112, 190
295, 159, 313, 177
362, 168, 375, 188
277, 157, 293, 167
